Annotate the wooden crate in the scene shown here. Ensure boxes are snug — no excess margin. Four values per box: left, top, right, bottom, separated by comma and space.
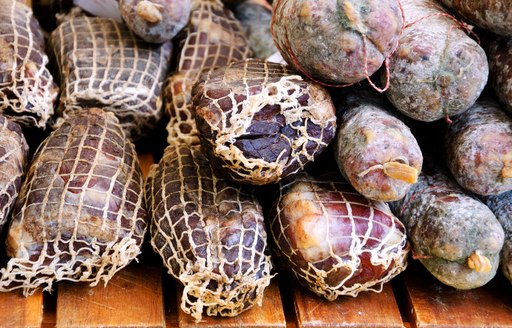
0, 152, 510, 328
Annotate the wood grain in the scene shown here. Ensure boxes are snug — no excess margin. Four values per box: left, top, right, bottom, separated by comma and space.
177, 279, 286, 328
0, 290, 43, 327
403, 262, 512, 328
56, 263, 165, 328
292, 282, 404, 328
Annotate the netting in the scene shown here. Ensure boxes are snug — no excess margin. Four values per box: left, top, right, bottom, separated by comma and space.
270, 172, 409, 300
146, 142, 273, 321
0, 0, 58, 128
50, 16, 172, 140
0, 115, 28, 233
0, 108, 147, 295
193, 59, 337, 185
164, 0, 249, 145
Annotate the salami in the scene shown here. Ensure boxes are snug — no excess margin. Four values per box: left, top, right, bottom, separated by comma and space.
445, 98, 512, 196
0, 0, 59, 128
481, 191, 512, 284
487, 35, 512, 114
164, 0, 249, 145
271, 0, 403, 86
334, 91, 422, 201
145, 142, 272, 321
51, 16, 172, 140
439, 0, 512, 36
0, 115, 28, 234
119, 0, 191, 43
192, 59, 337, 185
384, 0, 488, 122
0, 108, 147, 294
269, 172, 409, 300
391, 166, 504, 289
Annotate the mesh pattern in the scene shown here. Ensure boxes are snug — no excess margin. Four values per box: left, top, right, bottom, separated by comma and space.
164, 0, 249, 145
192, 59, 337, 185
0, 115, 28, 233
146, 142, 272, 321
0, 108, 147, 295
50, 16, 172, 140
269, 172, 409, 300
0, 0, 58, 128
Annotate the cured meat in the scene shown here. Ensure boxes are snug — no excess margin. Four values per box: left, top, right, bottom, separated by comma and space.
481, 192, 512, 284
119, 0, 191, 43
0, 0, 59, 128
271, 0, 403, 86
439, 0, 512, 36
391, 166, 504, 289
487, 35, 512, 114
446, 98, 512, 196
145, 142, 272, 321
50, 16, 172, 140
269, 172, 409, 300
334, 91, 423, 201
0, 108, 147, 294
0, 115, 28, 233
164, 0, 249, 145
192, 59, 337, 185
384, 0, 488, 122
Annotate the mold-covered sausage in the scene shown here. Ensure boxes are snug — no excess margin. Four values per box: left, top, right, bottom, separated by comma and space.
445, 98, 512, 196
145, 142, 272, 321
192, 59, 337, 185
334, 90, 423, 201
164, 0, 249, 145
269, 171, 409, 300
487, 35, 512, 114
481, 191, 512, 284
233, 0, 278, 59
0, 0, 59, 128
50, 16, 172, 140
439, 0, 512, 36
0, 115, 28, 234
120, 0, 191, 43
271, 0, 403, 85
384, 0, 488, 122
0, 108, 147, 295
391, 165, 505, 289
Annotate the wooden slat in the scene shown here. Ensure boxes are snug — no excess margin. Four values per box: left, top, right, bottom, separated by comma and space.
177, 280, 286, 328
56, 263, 165, 328
0, 290, 43, 327
293, 282, 404, 328
138, 152, 155, 178
403, 263, 512, 327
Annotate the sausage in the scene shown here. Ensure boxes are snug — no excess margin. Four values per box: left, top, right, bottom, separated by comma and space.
0, 108, 147, 294
445, 98, 512, 195
384, 0, 488, 122
0, 115, 28, 233
481, 191, 512, 284
0, 0, 59, 128
50, 16, 173, 140
192, 59, 337, 185
334, 90, 423, 201
145, 142, 272, 321
269, 171, 409, 300
487, 35, 512, 114
119, 0, 191, 43
164, 0, 249, 145
439, 0, 512, 36
390, 165, 505, 289
271, 0, 403, 85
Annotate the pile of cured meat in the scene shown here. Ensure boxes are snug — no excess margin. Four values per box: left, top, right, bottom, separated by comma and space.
0, 0, 510, 322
